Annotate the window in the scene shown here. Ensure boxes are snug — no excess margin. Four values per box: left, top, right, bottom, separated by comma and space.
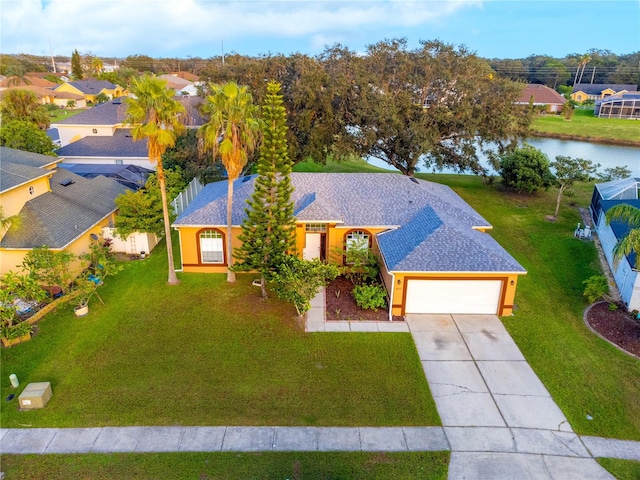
199, 230, 224, 263
345, 230, 370, 264
305, 223, 327, 232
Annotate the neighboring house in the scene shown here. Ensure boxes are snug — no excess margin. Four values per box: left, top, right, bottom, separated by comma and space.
56, 128, 152, 168
0, 147, 129, 275
52, 96, 204, 147
594, 93, 640, 119
173, 173, 527, 317
516, 84, 567, 113
0, 75, 58, 90
0, 85, 86, 108
570, 84, 638, 103
59, 163, 153, 190
590, 177, 640, 311
54, 80, 127, 103
157, 74, 200, 96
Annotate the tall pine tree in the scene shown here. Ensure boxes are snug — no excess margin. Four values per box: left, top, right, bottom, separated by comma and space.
234, 81, 296, 299
71, 49, 83, 80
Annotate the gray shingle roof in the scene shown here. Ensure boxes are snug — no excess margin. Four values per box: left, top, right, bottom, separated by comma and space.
52, 96, 204, 127
0, 170, 129, 249
56, 129, 149, 158
0, 146, 59, 168
174, 173, 525, 274
60, 80, 118, 95
53, 98, 127, 126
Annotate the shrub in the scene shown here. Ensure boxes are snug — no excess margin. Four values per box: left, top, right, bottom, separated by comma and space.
499, 145, 554, 194
352, 284, 387, 311
583, 275, 612, 304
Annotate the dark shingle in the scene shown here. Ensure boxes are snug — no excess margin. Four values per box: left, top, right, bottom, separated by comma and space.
56, 129, 149, 158
0, 170, 129, 249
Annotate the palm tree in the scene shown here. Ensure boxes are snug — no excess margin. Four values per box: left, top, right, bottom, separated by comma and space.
199, 82, 260, 282
605, 204, 640, 268
1, 89, 50, 129
124, 75, 185, 284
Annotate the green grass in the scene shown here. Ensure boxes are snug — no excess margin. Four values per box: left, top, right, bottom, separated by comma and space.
295, 156, 392, 173
48, 108, 86, 123
414, 172, 640, 440
0, 452, 449, 480
598, 458, 640, 480
531, 109, 640, 143
0, 245, 437, 428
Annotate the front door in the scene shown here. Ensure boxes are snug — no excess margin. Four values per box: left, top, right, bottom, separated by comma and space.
304, 233, 322, 260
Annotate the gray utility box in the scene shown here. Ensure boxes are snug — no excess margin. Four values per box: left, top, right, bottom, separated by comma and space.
18, 382, 52, 409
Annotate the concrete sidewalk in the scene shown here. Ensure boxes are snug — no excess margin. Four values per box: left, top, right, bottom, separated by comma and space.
2, 305, 639, 480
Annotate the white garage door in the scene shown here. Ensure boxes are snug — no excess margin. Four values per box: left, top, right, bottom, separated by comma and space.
405, 279, 503, 314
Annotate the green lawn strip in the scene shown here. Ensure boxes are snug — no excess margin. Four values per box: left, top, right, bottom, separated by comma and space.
48, 108, 86, 123
294, 156, 392, 173
0, 452, 449, 480
1, 245, 437, 428
530, 109, 640, 144
417, 173, 640, 440
597, 458, 640, 480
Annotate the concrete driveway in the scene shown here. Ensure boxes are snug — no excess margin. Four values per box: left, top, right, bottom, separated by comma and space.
407, 314, 615, 479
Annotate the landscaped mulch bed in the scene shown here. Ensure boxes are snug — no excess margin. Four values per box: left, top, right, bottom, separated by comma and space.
586, 302, 640, 357
325, 276, 403, 322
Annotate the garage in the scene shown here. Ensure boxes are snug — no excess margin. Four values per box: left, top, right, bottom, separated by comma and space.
405, 279, 504, 315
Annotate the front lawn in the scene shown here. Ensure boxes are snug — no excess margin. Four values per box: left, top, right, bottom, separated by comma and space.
0, 248, 436, 428
0, 452, 449, 480
416, 173, 640, 440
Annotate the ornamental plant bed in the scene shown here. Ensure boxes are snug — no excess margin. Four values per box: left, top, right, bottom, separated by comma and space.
325, 276, 403, 322
586, 302, 640, 358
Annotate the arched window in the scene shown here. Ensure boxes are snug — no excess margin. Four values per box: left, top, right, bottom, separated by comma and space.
344, 230, 371, 264
199, 229, 224, 264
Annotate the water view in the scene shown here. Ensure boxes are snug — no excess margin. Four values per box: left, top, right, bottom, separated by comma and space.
368, 137, 640, 177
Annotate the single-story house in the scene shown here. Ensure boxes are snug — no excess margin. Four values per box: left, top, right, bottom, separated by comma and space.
516, 84, 567, 113
54, 80, 127, 103
0, 147, 129, 275
590, 177, 640, 311
595, 93, 640, 119
173, 173, 527, 317
571, 83, 638, 103
0, 85, 86, 108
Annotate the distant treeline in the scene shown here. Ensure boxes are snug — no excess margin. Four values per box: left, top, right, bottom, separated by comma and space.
2, 46, 638, 89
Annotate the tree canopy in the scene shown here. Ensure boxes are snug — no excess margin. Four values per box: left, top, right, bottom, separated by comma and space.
499, 145, 554, 194
1, 89, 50, 129
0, 120, 56, 155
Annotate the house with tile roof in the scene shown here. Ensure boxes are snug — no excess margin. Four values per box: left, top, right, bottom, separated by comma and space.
173, 173, 527, 317
0, 147, 130, 275
0, 85, 86, 108
570, 84, 638, 103
590, 177, 640, 311
515, 84, 567, 113
54, 80, 127, 104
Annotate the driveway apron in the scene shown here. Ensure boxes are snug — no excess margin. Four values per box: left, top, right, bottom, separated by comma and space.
407, 313, 615, 479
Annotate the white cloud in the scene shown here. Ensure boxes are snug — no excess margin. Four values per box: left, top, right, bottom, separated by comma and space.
0, 0, 483, 57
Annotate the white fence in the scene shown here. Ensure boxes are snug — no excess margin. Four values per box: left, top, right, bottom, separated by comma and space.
172, 177, 204, 216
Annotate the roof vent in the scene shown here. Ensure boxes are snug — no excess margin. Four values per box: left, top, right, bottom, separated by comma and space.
59, 178, 75, 187
242, 175, 252, 183
410, 177, 419, 184
112, 98, 121, 104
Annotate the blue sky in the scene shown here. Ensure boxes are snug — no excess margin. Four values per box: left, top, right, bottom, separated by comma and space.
1, 1, 638, 60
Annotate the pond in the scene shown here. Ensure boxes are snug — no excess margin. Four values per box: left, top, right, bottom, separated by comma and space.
367, 137, 640, 177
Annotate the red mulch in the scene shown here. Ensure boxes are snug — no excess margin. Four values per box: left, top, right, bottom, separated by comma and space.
586, 302, 640, 357
325, 276, 403, 322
